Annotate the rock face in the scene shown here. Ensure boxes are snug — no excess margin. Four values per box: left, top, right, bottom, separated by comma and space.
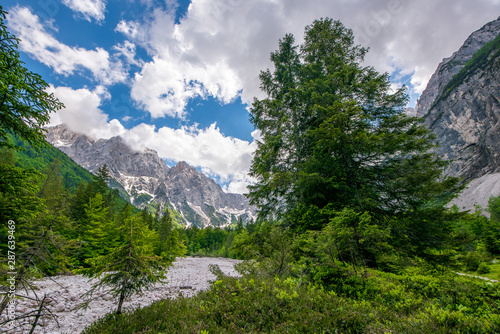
415, 17, 500, 118
414, 16, 500, 211
46, 124, 255, 227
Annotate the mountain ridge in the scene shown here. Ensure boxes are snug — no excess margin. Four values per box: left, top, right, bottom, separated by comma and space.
45, 124, 256, 227
415, 16, 500, 212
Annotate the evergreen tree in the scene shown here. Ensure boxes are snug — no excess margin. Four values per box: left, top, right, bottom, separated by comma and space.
485, 195, 500, 254
248, 18, 461, 238
38, 159, 68, 213
157, 208, 186, 259
92, 164, 111, 198
78, 193, 114, 263
0, 6, 63, 150
81, 215, 168, 314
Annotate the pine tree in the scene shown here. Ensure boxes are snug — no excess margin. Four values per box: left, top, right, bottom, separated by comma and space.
81, 215, 168, 314
0, 6, 63, 150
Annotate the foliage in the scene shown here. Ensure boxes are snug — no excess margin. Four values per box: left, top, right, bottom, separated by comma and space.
81, 216, 170, 314
248, 18, 460, 234
82, 268, 500, 334
0, 6, 63, 150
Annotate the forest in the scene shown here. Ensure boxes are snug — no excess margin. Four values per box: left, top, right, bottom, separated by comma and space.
1, 6, 500, 333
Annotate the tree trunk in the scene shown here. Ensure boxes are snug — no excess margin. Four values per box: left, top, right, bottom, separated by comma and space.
116, 221, 133, 315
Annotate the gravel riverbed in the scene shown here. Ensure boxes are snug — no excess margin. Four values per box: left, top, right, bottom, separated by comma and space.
1, 257, 241, 334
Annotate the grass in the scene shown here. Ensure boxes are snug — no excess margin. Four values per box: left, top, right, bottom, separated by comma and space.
478, 262, 500, 281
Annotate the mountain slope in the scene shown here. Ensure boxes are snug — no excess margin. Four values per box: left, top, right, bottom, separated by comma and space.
415, 16, 500, 211
45, 124, 255, 227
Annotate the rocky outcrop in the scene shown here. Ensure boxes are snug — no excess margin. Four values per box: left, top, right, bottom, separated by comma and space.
415, 17, 500, 118
45, 124, 256, 227
415, 17, 500, 211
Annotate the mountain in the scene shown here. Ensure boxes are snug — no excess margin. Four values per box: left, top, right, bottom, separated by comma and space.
415, 16, 500, 211
45, 124, 256, 227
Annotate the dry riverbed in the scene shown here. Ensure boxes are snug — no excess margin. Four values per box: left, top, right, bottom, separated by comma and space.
1, 257, 241, 334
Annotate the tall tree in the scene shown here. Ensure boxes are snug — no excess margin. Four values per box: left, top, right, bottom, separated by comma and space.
248, 18, 461, 234
0, 6, 63, 150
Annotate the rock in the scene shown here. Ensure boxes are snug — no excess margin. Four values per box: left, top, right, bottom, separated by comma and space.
415, 16, 500, 211
102, 294, 113, 301
45, 124, 256, 227
415, 17, 500, 118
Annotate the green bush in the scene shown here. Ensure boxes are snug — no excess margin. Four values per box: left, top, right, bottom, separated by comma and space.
477, 262, 491, 275
82, 267, 500, 334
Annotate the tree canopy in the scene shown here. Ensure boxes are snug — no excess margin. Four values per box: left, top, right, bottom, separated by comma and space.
0, 6, 63, 150
248, 18, 461, 232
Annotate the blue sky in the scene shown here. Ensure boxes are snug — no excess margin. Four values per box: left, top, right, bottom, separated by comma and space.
5, 0, 500, 193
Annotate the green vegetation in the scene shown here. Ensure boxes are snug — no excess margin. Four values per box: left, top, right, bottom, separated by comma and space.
83, 267, 500, 334
9, 132, 93, 189
2, 8, 500, 333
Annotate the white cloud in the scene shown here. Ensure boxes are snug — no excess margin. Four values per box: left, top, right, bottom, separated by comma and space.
61, 0, 107, 23
115, 20, 142, 39
47, 85, 126, 139
113, 40, 143, 67
7, 6, 126, 85
48, 86, 257, 193
125, 0, 500, 119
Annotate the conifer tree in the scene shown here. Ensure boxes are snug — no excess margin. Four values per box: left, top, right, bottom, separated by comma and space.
247, 18, 462, 260
81, 215, 168, 314
248, 18, 460, 231
0, 6, 63, 150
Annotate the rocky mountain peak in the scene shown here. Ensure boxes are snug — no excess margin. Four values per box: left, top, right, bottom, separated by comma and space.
415, 16, 500, 117
45, 125, 256, 227
415, 16, 500, 212
170, 161, 196, 175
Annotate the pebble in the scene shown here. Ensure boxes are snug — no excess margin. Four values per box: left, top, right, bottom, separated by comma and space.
0, 257, 241, 334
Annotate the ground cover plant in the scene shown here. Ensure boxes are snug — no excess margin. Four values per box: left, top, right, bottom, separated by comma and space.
82, 265, 500, 334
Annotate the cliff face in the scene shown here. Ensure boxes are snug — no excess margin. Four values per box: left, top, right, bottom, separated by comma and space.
414, 17, 500, 211
415, 17, 500, 118
46, 124, 255, 227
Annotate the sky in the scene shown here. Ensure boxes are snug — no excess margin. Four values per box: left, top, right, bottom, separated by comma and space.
5, 0, 500, 194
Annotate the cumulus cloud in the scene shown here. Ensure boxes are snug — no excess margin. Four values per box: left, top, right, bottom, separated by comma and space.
115, 20, 143, 40
125, 0, 500, 119
7, 6, 126, 85
47, 85, 126, 139
61, 0, 107, 23
48, 86, 257, 193
123, 122, 257, 190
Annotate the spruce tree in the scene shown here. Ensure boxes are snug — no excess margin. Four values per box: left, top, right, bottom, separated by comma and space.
0, 6, 63, 150
81, 215, 168, 314
248, 18, 461, 258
